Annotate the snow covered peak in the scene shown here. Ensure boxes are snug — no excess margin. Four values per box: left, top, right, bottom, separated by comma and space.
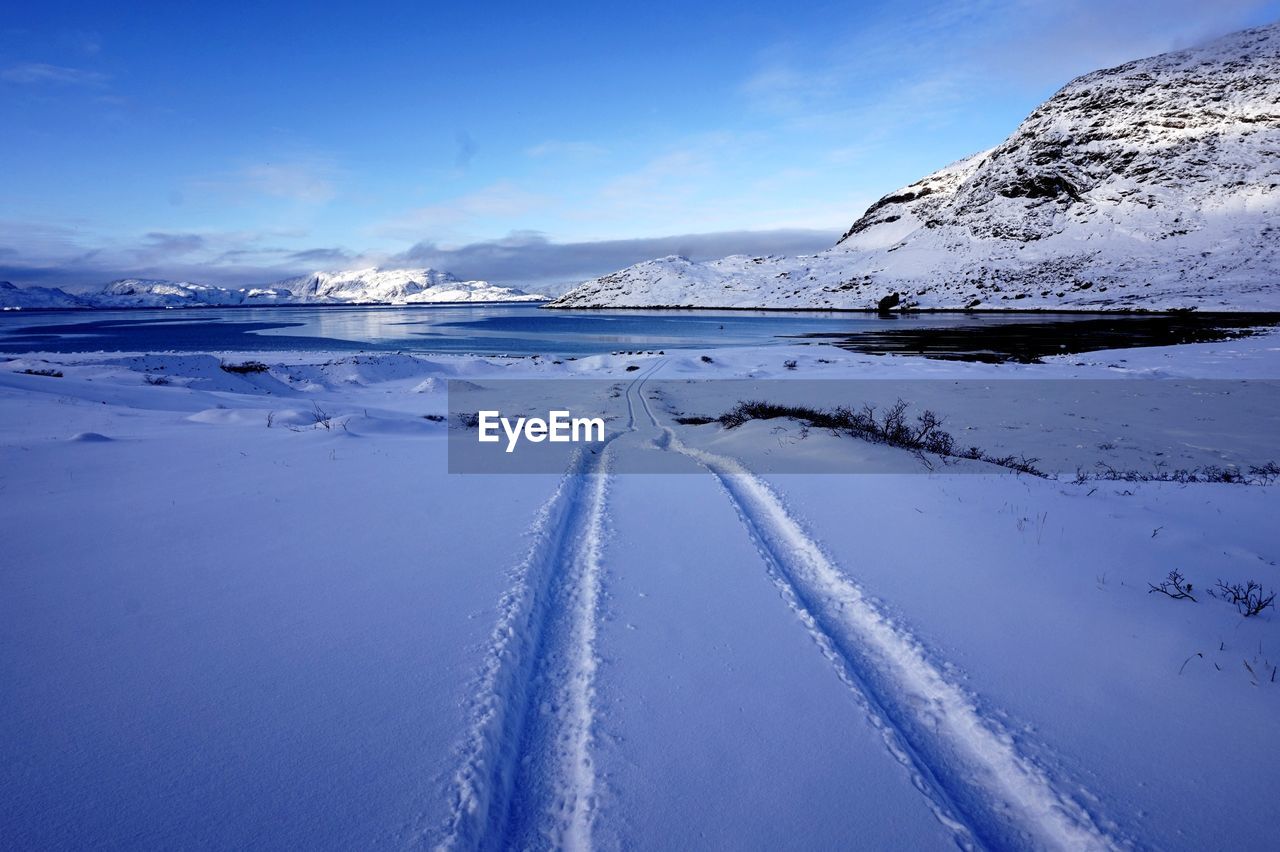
269, 266, 542, 304
103, 278, 190, 294
552, 24, 1280, 311
878, 22, 1280, 246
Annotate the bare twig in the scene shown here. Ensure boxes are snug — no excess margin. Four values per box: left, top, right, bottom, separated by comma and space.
1149, 569, 1197, 602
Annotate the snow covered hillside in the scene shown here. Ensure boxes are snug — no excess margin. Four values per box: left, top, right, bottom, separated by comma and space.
550, 24, 1280, 311
91, 279, 290, 308
0, 281, 84, 309
0, 267, 544, 309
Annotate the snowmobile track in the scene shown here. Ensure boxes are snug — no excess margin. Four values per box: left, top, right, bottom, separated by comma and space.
635, 365, 1117, 852
436, 362, 661, 851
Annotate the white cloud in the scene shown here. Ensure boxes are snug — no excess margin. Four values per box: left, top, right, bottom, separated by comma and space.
190, 156, 342, 206
395, 227, 840, 290
236, 161, 338, 204
988, 0, 1278, 80
595, 149, 709, 202
525, 140, 608, 159
0, 219, 357, 289
372, 182, 551, 241
1, 62, 108, 87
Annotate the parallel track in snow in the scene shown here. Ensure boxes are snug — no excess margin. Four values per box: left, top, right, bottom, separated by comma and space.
634, 367, 1118, 852
440, 360, 1116, 851
435, 362, 659, 851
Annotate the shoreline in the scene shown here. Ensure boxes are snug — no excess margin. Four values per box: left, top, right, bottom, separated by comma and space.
5, 300, 1280, 320
0, 299, 549, 315
539, 303, 1280, 316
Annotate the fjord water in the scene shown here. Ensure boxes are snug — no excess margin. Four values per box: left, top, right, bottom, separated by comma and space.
0, 304, 1210, 358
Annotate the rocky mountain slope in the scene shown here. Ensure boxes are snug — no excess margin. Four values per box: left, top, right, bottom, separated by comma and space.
549, 24, 1280, 311
0, 268, 542, 309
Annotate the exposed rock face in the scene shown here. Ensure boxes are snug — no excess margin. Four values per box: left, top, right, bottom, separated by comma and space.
550, 24, 1280, 311
877, 293, 901, 313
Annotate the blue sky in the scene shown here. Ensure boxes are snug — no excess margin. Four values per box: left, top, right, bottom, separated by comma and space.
2, 0, 1278, 290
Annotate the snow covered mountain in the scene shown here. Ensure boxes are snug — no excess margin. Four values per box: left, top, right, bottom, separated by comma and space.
90, 279, 279, 308
267, 267, 542, 304
0, 281, 85, 309
550, 24, 1280, 311
0, 268, 543, 309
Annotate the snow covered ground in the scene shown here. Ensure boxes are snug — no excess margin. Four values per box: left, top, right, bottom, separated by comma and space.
2, 332, 1278, 849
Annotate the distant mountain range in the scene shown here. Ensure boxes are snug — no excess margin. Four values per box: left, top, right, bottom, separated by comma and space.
0, 268, 543, 310
550, 24, 1280, 311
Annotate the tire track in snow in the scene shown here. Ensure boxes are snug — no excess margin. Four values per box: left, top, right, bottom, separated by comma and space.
434, 362, 659, 851
635, 371, 1118, 851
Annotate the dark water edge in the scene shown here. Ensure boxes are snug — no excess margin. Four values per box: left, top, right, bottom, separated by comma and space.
2, 304, 1277, 360
0, 305, 1160, 357
792, 313, 1280, 362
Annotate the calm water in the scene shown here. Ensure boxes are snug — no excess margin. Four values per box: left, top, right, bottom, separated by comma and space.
0, 303, 1262, 358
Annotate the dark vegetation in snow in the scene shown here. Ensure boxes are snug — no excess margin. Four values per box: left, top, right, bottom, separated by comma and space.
709, 400, 1279, 483
299, 402, 338, 431
715, 398, 1050, 474
1149, 570, 1275, 619
220, 360, 270, 374
1211, 580, 1277, 617
1078, 461, 1280, 486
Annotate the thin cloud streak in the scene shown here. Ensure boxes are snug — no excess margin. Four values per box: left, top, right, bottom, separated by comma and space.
187, 157, 343, 206
371, 182, 551, 241
1, 61, 108, 86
